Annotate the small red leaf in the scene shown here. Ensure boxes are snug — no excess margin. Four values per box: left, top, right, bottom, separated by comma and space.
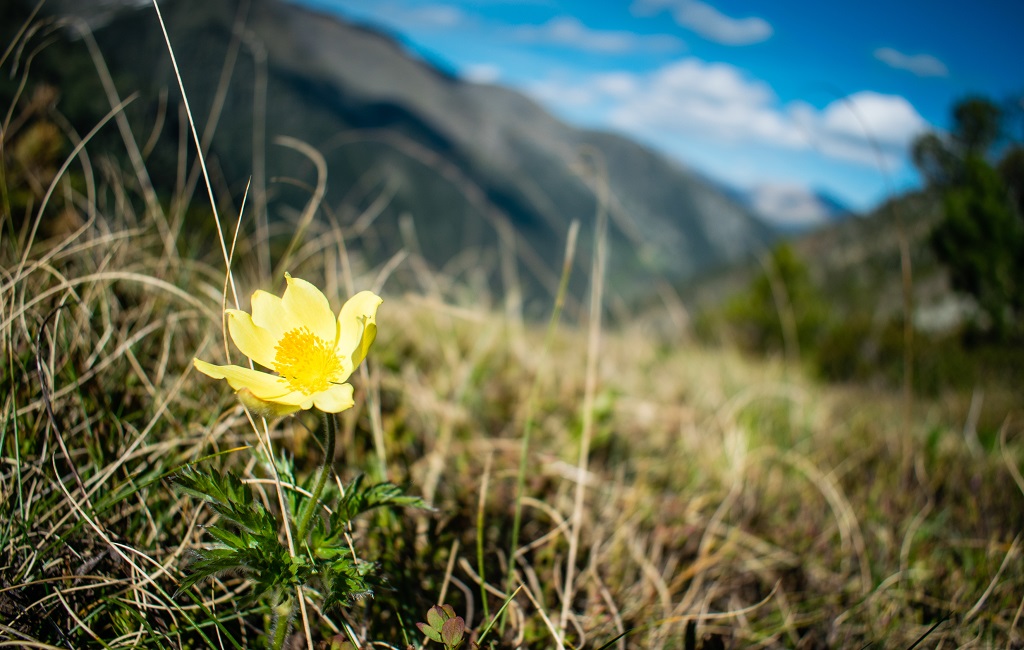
441, 616, 465, 647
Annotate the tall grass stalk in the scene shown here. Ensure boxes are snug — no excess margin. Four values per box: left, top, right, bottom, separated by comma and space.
560, 149, 609, 642
476, 449, 494, 622
504, 219, 579, 618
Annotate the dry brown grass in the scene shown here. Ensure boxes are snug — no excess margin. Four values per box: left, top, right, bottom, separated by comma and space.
2, 4, 1023, 648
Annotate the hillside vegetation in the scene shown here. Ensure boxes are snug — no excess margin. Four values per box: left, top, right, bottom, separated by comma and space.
695, 91, 1024, 405
2, 3, 1023, 649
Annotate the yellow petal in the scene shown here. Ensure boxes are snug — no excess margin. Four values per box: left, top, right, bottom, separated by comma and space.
226, 310, 278, 368
236, 388, 302, 419
312, 382, 355, 413
281, 273, 336, 343
250, 288, 288, 341
267, 390, 314, 407
193, 358, 291, 399
335, 291, 382, 370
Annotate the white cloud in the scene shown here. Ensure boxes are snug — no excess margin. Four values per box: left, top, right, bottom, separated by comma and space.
748, 183, 831, 228
814, 91, 930, 167
512, 16, 684, 53
874, 47, 948, 77
632, 0, 772, 45
528, 59, 929, 170
601, 59, 805, 147
462, 63, 502, 84
819, 91, 928, 145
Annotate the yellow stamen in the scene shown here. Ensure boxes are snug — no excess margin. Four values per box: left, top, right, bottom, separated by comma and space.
273, 327, 342, 394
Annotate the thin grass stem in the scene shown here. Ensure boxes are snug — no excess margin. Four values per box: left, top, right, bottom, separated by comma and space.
560, 150, 608, 641
503, 219, 579, 625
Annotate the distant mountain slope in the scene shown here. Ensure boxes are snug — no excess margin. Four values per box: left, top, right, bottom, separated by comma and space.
687, 188, 955, 330
61, 0, 773, 307
739, 185, 853, 234
792, 191, 951, 322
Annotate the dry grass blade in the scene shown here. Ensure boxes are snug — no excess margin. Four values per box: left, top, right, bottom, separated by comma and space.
149, 0, 234, 287
561, 148, 609, 641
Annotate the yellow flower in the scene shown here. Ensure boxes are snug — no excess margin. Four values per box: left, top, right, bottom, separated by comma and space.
194, 274, 382, 415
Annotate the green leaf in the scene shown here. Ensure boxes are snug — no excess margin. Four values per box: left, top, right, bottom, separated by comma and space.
171, 465, 297, 601
418, 622, 443, 643
205, 525, 245, 549
320, 555, 374, 610
426, 604, 445, 629
333, 475, 428, 526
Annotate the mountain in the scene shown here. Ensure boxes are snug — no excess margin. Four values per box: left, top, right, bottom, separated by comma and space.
733, 184, 854, 235
791, 190, 955, 326
687, 187, 957, 332
46, 0, 773, 310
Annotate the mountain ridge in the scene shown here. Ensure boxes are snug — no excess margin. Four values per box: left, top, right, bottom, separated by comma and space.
52, 0, 776, 308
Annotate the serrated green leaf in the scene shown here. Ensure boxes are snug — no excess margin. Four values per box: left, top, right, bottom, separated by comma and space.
320, 555, 374, 610
208, 498, 276, 538
171, 468, 268, 532
315, 545, 346, 560
333, 476, 428, 526
170, 466, 216, 501
172, 481, 213, 503
205, 525, 245, 549
178, 548, 243, 591
177, 527, 297, 601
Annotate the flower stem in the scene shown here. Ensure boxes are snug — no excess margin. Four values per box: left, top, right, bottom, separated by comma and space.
296, 410, 336, 542
271, 597, 293, 650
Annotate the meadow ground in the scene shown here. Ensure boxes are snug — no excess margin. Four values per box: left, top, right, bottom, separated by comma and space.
2, 190, 1022, 648
2, 7, 1023, 648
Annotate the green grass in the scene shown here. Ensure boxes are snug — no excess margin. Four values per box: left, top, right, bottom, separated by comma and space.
2, 6, 1024, 649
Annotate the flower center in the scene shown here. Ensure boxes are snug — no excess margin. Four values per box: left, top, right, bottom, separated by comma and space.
273, 327, 343, 395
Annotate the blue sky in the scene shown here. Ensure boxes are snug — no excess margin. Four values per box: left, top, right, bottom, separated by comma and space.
296, 0, 1024, 218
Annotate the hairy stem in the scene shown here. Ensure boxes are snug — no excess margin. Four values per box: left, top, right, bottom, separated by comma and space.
272, 597, 293, 650
296, 410, 336, 542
